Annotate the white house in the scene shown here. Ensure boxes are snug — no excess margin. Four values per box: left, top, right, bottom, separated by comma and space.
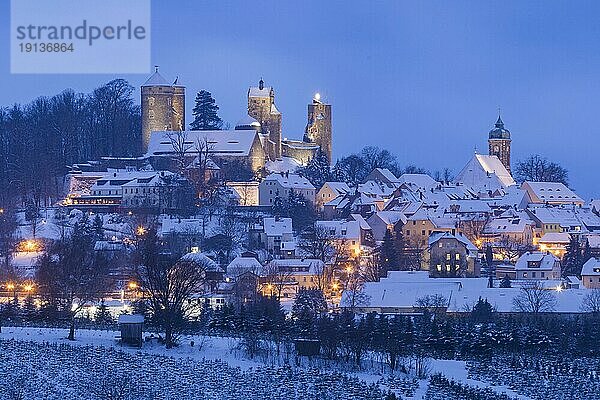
514, 251, 561, 280
259, 172, 316, 206
581, 257, 600, 289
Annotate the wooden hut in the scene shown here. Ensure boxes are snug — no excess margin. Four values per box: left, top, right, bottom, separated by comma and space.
118, 314, 144, 347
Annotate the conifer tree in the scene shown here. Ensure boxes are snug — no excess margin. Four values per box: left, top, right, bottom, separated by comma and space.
379, 229, 397, 277
189, 90, 223, 130
563, 235, 582, 277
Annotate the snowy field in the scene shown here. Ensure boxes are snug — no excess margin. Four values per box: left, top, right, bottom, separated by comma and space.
0, 327, 543, 400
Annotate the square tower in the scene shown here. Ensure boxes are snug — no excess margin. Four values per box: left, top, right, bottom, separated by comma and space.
304, 94, 332, 163
248, 79, 281, 160
488, 115, 511, 173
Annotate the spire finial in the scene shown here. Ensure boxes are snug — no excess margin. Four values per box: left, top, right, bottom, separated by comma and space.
495, 107, 504, 127
154, 65, 159, 73
259, 78, 264, 90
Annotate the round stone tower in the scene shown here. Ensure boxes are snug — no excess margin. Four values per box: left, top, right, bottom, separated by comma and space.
141, 66, 185, 153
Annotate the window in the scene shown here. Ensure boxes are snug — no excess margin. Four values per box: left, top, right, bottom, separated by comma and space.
455, 254, 460, 260
446, 254, 451, 261
532, 272, 536, 278
523, 272, 528, 278
421, 230, 426, 236
437, 264, 441, 271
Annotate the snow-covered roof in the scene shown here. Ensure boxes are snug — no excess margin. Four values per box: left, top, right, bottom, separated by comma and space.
248, 86, 272, 98
226, 256, 262, 276
322, 182, 351, 196
263, 173, 315, 190
263, 217, 293, 237
235, 115, 260, 129
180, 252, 222, 272
397, 173, 437, 190
538, 232, 571, 244
350, 213, 371, 230
581, 257, 600, 276
484, 212, 534, 234
142, 70, 170, 87
454, 154, 515, 190
515, 252, 559, 271
428, 232, 478, 252
118, 314, 145, 324
160, 218, 204, 235
265, 157, 301, 174
343, 270, 585, 313
370, 210, 407, 226
267, 258, 325, 275
522, 181, 583, 204
147, 130, 259, 158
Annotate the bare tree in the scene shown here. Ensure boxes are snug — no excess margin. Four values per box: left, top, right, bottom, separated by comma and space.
496, 235, 533, 263
512, 281, 557, 313
515, 154, 569, 185
414, 294, 448, 316
581, 288, 600, 313
166, 130, 193, 174
36, 219, 111, 340
263, 261, 294, 299
134, 228, 211, 348
297, 225, 337, 263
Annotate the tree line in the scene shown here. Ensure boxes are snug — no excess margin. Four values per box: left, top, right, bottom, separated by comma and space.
0, 79, 141, 207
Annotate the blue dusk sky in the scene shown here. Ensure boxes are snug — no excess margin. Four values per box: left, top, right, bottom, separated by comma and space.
1, 1, 599, 198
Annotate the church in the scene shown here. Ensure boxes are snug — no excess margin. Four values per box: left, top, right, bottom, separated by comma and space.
142, 68, 333, 173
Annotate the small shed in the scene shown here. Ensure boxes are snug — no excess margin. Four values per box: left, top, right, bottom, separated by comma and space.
118, 314, 144, 347
294, 339, 321, 356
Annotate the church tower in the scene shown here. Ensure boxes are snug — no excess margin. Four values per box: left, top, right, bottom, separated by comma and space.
304, 93, 332, 163
488, 114, 512, 173
141, 66, 185, 153
248, 79, 281, 160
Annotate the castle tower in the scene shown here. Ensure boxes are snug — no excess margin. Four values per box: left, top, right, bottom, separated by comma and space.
304, 93, 332, 163
248, 79, 281, 160
141, 66, 186, 153
488, 114, 512, 173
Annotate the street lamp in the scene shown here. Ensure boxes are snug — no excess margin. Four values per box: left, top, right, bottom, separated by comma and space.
136, 226, 146, 236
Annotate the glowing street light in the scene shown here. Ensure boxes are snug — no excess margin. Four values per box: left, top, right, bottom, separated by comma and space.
314, 92, 321, 101
332, 283, 339, 291
136, 226, 146, 236
6, 283, 15, 291
23, 283, 34, 293
128, 281, 139, 290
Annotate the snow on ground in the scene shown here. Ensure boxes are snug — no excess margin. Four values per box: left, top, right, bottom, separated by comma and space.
430, 359, 532, 400
0, 327, 533, 399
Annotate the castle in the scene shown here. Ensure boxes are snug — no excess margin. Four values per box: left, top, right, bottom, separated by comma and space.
142, 69, 333, 172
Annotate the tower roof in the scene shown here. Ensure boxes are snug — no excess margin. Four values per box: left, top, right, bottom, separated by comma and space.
142, 66, 171, 87
488, 114, 511, 140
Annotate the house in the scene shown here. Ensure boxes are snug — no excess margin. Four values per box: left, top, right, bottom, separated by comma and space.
483, 210, 535, 246
315, 220, 365, 257
250, 217, 293, 255
259, 172, 316, 206
404, 209, 458, 247
260, 259, 325, 299
521, 181, 584, 206
581, 258, 600, 289
514, 251, 561, 280
538, 232, 571, 258
428, 232, 479, 277
367, 211, 407, 242
316, 182, 350, 209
